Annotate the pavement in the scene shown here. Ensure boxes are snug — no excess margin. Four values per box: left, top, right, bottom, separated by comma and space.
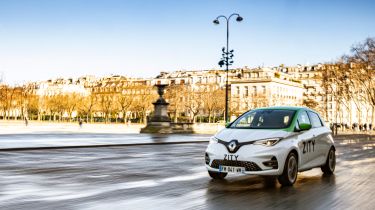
0, 129, 373, 151
0, 121, 143, 135
0, 133, 211, 150
0, 121, 213, 150
0, 134, 374, 209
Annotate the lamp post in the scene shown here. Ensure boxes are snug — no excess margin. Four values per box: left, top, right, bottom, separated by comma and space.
213, 13, 243, 123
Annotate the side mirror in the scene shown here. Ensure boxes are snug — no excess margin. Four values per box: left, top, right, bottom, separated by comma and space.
298, 123, 312, 131
225, 122, 231, 128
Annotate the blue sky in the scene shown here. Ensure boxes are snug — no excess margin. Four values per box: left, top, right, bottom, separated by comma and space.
0, 0, 374, 84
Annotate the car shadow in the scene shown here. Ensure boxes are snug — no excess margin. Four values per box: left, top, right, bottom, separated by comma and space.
204, 173, 337, 209
206, 172, 336, 193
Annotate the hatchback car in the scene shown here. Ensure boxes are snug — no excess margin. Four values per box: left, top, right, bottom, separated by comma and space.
205, 107, 336, 186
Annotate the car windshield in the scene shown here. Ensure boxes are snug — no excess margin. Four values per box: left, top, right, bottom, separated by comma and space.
230, 109, 296, 129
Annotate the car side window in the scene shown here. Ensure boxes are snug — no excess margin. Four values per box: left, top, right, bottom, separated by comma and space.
297, 111, 311, 126
308, 111, 323, 128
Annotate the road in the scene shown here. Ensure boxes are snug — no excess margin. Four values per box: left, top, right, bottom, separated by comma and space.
0, 135, 374, 210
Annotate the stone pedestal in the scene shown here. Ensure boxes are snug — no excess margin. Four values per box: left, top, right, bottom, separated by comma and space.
140, 84, 172, 133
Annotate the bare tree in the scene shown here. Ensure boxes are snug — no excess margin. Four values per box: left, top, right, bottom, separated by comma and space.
202, 84, 225, 123
65, 93, 82, 121
117, 92, 134, 123
98, 94, 115, 123
131, 85, 156, 124
78, 93, 98, 123
347, 37, 375, 126
165, 84, 187, 123
47, 95, 65, 121
185, 85, 204, 123
302, 99, 319, 110
0, 85, 17, 120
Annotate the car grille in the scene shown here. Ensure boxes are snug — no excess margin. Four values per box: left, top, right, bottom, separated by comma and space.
210, 159, 262, 171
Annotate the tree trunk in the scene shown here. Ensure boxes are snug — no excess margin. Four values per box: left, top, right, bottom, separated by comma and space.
193, 115, 197, 123
371, 106, 375, 130
143, 112, 147, 124
174, 110, 178, 123
349, 105, 352, 130
90, 113, 93, 123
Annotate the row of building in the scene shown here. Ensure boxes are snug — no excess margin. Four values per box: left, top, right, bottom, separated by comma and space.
14, 64, 372, 125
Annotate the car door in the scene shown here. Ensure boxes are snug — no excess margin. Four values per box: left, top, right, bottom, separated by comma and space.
295, 110, 315, 170
308, 111, 329, 166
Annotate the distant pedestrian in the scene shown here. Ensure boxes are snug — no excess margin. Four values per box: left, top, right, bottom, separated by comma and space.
364, 123, 367, 131
353, 123, 358, 131
78, 118, 83, 128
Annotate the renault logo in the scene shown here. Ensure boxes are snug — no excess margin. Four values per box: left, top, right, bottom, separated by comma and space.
228, 140, 238, 152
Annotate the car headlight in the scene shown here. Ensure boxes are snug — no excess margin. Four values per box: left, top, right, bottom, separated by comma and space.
254, 138, 282, 146
209, 136, 219, 144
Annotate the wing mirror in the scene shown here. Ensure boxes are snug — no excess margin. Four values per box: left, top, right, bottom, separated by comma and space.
298, 123, 312, 131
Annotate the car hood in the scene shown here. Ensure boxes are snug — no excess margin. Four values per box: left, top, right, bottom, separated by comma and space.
215, 128, 290, 143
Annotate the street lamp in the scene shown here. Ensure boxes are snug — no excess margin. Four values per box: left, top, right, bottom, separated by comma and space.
213, 13, 243, 123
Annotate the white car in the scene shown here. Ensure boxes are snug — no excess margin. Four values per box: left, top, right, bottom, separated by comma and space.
205, 107, 336, 186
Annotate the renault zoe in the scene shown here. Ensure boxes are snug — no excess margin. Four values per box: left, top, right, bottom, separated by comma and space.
205, 107, 336, 186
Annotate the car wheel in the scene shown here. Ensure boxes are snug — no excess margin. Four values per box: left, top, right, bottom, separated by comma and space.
208, 171, 227, 179
321, 147, 336, 174
278, 152, 298, 186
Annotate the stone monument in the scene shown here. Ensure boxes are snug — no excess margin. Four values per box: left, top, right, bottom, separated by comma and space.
140, 84, 172, 133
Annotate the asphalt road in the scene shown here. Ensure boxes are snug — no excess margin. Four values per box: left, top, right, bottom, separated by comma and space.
0, 135, 374, 210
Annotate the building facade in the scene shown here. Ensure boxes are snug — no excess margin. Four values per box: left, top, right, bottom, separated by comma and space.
2, 63, 372, 126
230, 67, 304, 116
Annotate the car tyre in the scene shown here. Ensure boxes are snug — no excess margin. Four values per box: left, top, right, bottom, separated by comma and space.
208, 171, 227, 179
278, 152, 298, 186
321, 147, 336, 174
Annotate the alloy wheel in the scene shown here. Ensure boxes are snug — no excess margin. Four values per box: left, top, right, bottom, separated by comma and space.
287, 155, 297, 183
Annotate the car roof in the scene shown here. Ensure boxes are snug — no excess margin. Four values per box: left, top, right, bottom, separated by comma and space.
253, 106, 315, 112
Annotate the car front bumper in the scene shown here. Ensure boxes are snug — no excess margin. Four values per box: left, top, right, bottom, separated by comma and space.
205, 141, 291, 176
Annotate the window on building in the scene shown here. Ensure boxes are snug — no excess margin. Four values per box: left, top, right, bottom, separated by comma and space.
253, 86, 257, 95
236, 86, 240, 95
244, 86, 249, 96
262, 86, 266, 94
